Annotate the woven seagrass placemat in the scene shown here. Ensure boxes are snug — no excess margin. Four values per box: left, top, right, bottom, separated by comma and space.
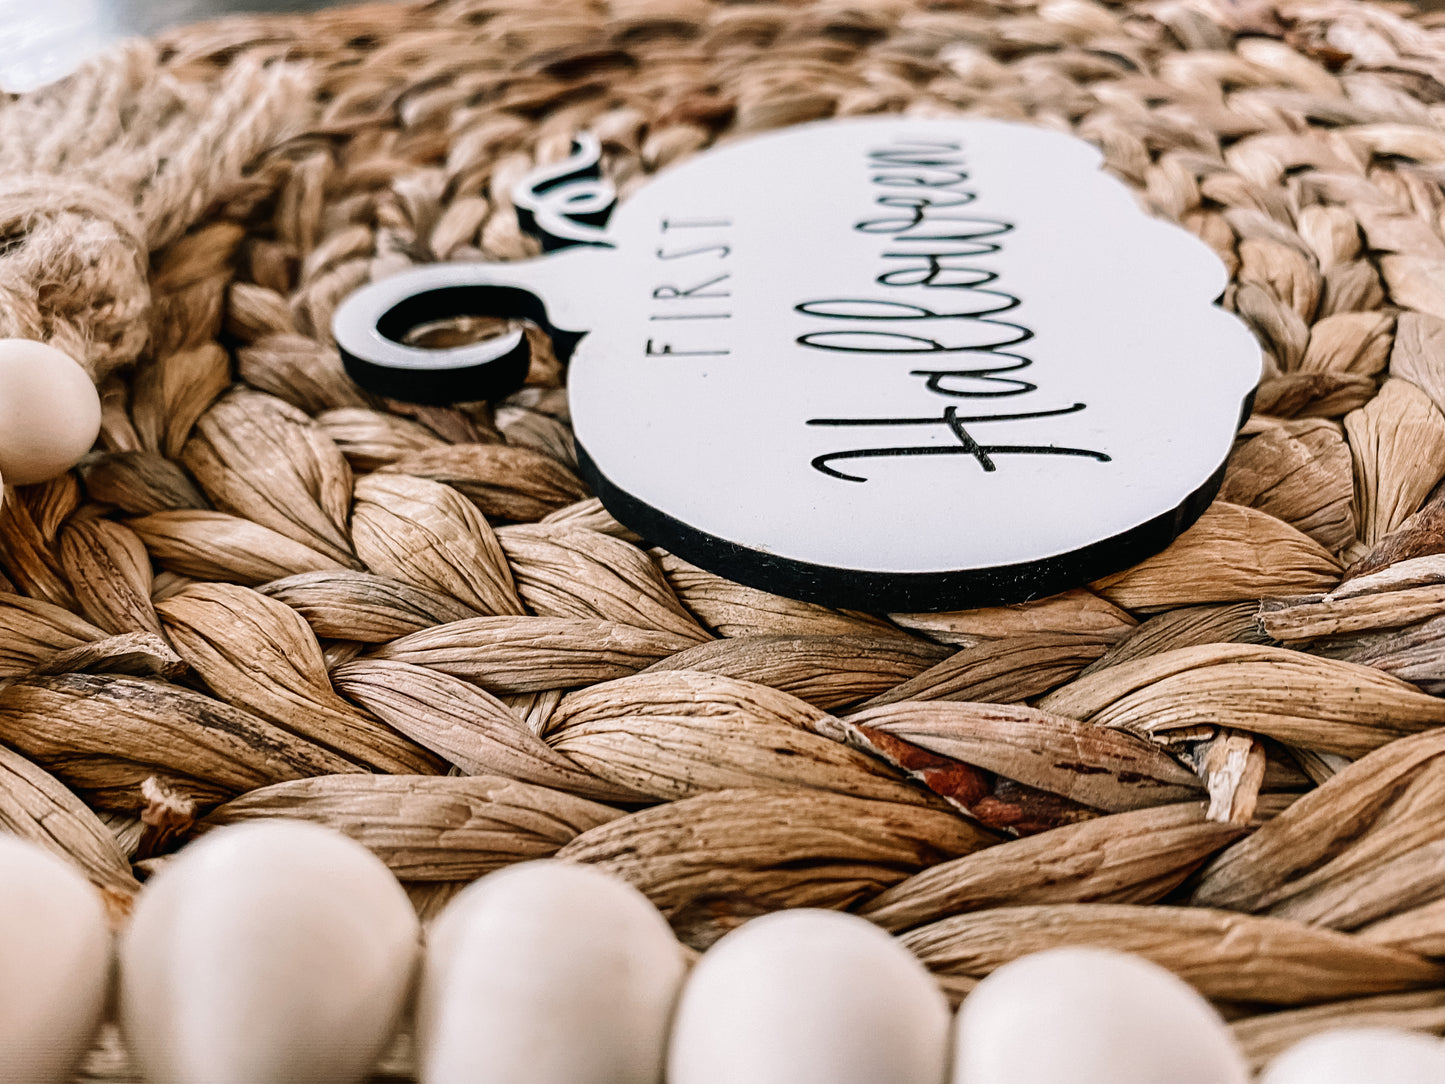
6, 0, 1445, 1077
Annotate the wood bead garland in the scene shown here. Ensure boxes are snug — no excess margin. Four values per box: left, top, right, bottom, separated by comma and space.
9, 817, 1445, 1083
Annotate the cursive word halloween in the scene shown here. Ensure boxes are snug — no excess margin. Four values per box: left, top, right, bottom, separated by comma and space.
799, 139, 1110, 482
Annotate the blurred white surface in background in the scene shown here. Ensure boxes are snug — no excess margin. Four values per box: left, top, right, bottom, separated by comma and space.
0, 0, 358, 91
0, 0, 121, 91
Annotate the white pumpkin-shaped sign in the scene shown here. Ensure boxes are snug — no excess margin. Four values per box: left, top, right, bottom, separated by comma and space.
336, 118, 1260, 611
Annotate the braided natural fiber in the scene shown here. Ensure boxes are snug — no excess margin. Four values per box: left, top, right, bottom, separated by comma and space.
6, 0, 1445, 1076
0, 45, 308, 381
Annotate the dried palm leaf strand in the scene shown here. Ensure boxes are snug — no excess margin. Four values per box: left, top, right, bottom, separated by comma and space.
0, 673, 357, 812
1360, 897, 1445, 956
1228, 757, 1445, 930
1182, 728, 1268, 826
237, 333, 373, 415
546, 671, 931, 806
0, 483, 76, 608
901, 904, 1445, 1005
642, 633, 950, 711
129, 342, 232, 459
1343, 486, 1445, 584
0, 742, 141, 918
20, 474, 78, 541
888, 589, 1135, 648
30, 631, 186, 681
849, 722, 1101, 836
655, 552, 906, 639
1090, 502, 1342, 609
1389, 311, 1445, 414
852, 632, 1110, 710
1380, 253, 1445, 337
128, 509, 347, 584
1339, 555, 1445, 599
331, 659, 641, 803
316, 407, 445, 471
1261, 583, 1445, 643
1039, 642, 1445, 757
133, 775, 200, 861
1299, 311, 1393, 378
1218, 421, 1356, 553
1272, 838, 1445, 934
371, 615, 699, 693
407, 882, 467, 926
1245, 370, 1376, 419
78, 450, 210, 515
1193, 727, 1445, 911
202, 773, 622, 880
155, 582, 445, 774
539, 496, 640, 542
1346, 378, 1445, 547
1080, 603, 1267, 676
57, 517, 162, 636
351, 472, 523, 616
501, 689, 563, 740
848, 701, 1204, 814
1338, 613, 1445, 694
1231, 991, 1445, 1071
495, 524, 709, 641
493, 404, 576, 468
382, 443, 588, 521
1236, 234, 1320, 324
556, 788, 997, 928
256, 569, 480, 641
147, 220, 255, 358
181, 388, 359, 566
0, 592, 106, 677
862, 803, 1246, 933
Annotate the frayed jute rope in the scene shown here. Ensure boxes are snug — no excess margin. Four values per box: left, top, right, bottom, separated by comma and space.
0, 43, 311, 381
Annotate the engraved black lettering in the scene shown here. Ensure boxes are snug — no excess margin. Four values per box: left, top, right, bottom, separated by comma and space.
653, 273, 731, 300
808, 405, 1111, 482
794, 139, 1109, 478
646, 338, 729, 357
660, 217, 732, 231
656, 243, 731, 260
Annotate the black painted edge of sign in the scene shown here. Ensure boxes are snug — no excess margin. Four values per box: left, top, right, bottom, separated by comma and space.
575, 390, 1253, 614
339, 340, 532, 406
338, 283, 587, 406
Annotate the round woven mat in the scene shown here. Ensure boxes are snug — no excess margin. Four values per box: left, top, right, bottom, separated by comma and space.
7, 0, 1445, 1077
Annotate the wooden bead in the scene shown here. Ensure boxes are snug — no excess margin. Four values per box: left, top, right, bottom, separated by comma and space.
119, 821, 419, 1084
0, 339, 102, 486
417, 861, 686, 1084
953, 948, 1250, 1084
1261, 1028, 1445, 1084
0, 835, 111, 1084
669, 909, 950, 1084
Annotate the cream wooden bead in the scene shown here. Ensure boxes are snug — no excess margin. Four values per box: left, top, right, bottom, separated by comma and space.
668, 908, 951, 1084
417, 860, 686, 1084
952, 948, 1249, 1084
119, 820, 419, 1084
0, 339, 101, 486
1260, 1027, 1445, 1083
0, 834, 111, 1084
